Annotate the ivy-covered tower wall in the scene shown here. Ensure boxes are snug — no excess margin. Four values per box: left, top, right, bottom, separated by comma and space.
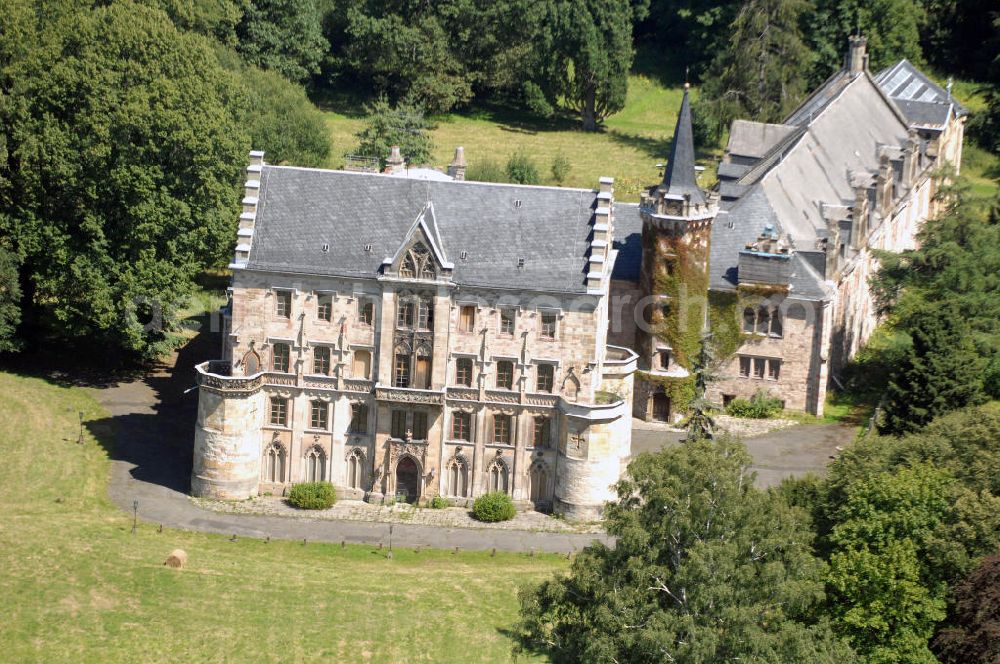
633, 86, 717, 422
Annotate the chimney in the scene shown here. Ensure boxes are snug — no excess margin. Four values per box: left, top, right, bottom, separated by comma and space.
847, 35, 868, 74
447, 146, 467, 181
385, 145, 405, 174
902, 129, 919, 188
587, 177, 615, 293
875, 153, 894, 218
232, 150, 264, 269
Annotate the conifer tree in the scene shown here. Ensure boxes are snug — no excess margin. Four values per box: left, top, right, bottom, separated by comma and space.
696, 0, 813, 139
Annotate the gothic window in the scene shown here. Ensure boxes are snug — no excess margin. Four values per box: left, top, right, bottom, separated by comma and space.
529, 464, 548, 504
275, 290, 292, 318
309, 400, 328, 430
536, 364, 554, 393
499, 308, 516, 335
269, 397, 288, 426
540, 312, 557, 338
349, 403, 369, 433
743, 307, 756, 333
346, 449, 364, 489
455, 357, 473, 386
390, 410, 408, 439
488, 458, 509, 493
459, 305, 476, 332
305, 446, 326, 482
532, 416, 551, 448
496, 360, 514, 390
447, 456, 469, 497
272, 343, 290, 373
352, 349, 371, 380
313, 346, 330, 375
412, 412, 428, 440
394, 352, 411, 387
399, 243, 433, 279
263, 442, 286, 483
317, 294, 332, 322
242, 350, 261, 375
451, 411, 472, 441
658, 350, 671, 370
358, 298, 375, 326
492, 413, 512, 444
769, 309, 783, 337
743, 306, 783, 337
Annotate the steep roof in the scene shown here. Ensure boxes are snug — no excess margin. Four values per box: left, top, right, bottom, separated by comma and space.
726, 120, 799, 160
659, 87, 705, 205
611, 203, 643, 282
247, 166, 600, 293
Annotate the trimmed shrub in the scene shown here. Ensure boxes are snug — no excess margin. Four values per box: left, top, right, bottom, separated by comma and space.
287, 481, 336, 509
472, 491, 516, 522
550, 152, 571, 185
505, 150, 540, 184
725, 391, 783, 419
428, 495, 453, 509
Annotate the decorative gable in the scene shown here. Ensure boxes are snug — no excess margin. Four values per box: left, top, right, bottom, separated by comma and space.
382, 202, 454, 281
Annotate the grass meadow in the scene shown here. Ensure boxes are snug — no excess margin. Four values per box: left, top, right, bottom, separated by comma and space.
0, 372, 565, 662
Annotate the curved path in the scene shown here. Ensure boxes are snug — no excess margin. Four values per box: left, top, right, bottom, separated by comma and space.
92, 335, 852, 553
92, 345, 610, 553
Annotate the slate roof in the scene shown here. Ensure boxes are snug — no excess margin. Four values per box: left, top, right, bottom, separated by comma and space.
659, 88, 706, 205
612, 203, 643, 282
726, 120, 799, 159
248, 166, 599, 293
874, 59, 967, 128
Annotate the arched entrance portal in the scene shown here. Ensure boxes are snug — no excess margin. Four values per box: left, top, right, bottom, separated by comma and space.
395, 456, 420, 504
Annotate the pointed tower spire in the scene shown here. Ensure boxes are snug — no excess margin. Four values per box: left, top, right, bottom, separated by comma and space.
661, 84, 705, 205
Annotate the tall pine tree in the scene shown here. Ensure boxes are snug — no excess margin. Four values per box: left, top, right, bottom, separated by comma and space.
696, 0, 813, 139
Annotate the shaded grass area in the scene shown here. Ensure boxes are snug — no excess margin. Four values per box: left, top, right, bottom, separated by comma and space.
0, 372, 564, 662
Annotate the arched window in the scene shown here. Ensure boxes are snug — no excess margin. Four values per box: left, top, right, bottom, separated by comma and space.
346, 448, 365, 489
488, 458, 509, 493
447, 456, 469, 497
529, 464, 548, 504
242, 350, 261, 375
755, 307, 771, 335
263, 442, 286, 483
769, 308, 783, 337
743, 307, 756, 333
305, 445, 326, 482
399, 243, 433, 279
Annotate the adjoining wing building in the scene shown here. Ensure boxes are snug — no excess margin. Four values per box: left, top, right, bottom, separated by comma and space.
191, 37, 965, 516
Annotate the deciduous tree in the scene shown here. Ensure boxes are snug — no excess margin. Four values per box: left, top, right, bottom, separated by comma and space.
237, 0, 327, 82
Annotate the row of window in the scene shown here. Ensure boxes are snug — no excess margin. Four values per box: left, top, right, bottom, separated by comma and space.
265, 344, 373, 379
274, 289, 560, 340
453, 358, 555, 392
449, 411, 551, 448
742, 306, 783, 337
263, 443, 367, 489
737, 355, 782, 380
274, 290, 377, 325
269, 398, 370, 433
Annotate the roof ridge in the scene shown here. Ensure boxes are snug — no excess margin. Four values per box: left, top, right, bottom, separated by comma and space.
262, 164, 598, 194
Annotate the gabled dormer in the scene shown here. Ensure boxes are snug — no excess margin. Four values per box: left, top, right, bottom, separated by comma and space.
381, 202, 454, 282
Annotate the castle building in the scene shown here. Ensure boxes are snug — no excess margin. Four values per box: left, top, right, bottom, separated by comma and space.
191, 38, 965, 514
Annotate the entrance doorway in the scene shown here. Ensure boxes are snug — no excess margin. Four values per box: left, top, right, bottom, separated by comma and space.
395, 456, 420, 503
652, 393, 671, 422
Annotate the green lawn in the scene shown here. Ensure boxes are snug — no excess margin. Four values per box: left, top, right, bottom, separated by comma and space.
318, 73, 997, 203
0, 372, 565, 662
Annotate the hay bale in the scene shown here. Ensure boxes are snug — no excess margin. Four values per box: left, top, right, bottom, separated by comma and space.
164, 549, 187, 569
